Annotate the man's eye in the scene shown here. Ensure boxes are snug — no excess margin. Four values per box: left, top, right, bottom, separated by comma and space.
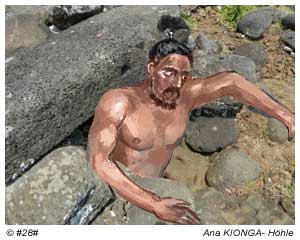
182, 75, 188, 81
164, 71, 173, 77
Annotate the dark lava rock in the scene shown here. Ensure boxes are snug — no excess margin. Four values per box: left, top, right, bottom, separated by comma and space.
185, 117, 240, 153
236, 8, 274, 39
281, 30, 295, 51
206, 148, 261, 191
233, 43, 267, 68
281, 14, 295, 30
47, 5, 104, 30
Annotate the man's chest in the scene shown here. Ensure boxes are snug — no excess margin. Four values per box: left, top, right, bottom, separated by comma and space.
118, 106, 189, 150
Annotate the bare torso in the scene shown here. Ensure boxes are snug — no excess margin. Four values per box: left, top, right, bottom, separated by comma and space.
110, 86, 190, 177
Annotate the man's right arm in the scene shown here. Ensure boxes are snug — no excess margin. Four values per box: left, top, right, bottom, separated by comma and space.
87, 90, 161, 213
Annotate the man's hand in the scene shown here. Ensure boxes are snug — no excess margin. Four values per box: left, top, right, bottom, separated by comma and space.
153, 197, 201, 225
286, 112, 295, 141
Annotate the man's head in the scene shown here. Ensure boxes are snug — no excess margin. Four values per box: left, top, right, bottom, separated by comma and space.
147, 39, 193, 109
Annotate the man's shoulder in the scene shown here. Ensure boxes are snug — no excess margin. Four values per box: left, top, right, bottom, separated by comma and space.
97, 88, 134, 114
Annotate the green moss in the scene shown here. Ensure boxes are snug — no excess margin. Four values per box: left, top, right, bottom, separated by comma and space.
218, 5, 257, 28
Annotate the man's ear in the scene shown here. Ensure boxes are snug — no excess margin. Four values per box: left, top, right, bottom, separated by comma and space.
147, 62, 155, 75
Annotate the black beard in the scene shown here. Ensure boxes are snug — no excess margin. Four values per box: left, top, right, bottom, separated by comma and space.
149, 87, 180, 110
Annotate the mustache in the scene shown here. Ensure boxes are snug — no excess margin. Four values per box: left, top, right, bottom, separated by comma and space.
163, 86, 181, 96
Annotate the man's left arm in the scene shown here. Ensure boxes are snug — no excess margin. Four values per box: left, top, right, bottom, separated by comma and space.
184, 71, 295, 140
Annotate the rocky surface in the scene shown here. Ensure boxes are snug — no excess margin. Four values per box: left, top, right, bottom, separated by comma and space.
206, 148, 261, 191
185, 117, 240, 153
5, 146, 114, 224
194, 188, 294, 224
5, 6, 179, 184
233, 43, 267, 68
194, 33, 222, 55
5, 14, 51, 55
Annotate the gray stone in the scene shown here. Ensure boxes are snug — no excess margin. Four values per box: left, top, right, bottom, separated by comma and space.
185, 117, 240, 153
5, 6, 179, 184
281, 14, 295, 30
5, 14, 51, 55
47, 5, 104, 30
206, 148, 261, 191
5, 5, 50, 21
236, 8, 274, 39
281, 30, 295, 51
127, 177, 195, 225
233, 43, 267, 68
194, 188, 257, 225
193, 53, 257, 83
267, 118, 289, 143
241, 194, 294, 224
194, 33, 222, 55
5, 146, 114, 225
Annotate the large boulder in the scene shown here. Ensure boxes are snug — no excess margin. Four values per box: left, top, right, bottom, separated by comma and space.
236, 8, 274, 39
206, 148, 261, 191
194, 33, 222, 55
5, 5, 50, 21
5, 6, 179, 184
185, 117, 240, 153
5, 14, 51, 55
5, 146, 114, 225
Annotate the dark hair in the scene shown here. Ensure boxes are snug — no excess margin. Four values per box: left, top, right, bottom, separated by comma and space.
148, 38, 193, 66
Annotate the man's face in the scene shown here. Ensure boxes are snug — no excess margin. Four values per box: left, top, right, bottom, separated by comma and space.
148, 54, 191, 109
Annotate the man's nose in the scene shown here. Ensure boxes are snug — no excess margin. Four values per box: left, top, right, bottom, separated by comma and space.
176, 77, 182, 88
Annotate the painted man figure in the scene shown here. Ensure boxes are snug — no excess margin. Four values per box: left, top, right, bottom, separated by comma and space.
87, 38, 295, 224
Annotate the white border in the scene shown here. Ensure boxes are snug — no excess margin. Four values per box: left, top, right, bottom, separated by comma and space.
2, 1, 298, 240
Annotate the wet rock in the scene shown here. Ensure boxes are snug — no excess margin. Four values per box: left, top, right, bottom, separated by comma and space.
193, 53, 257, 83
281, 14, 295, 30
5, 14, 51, 54
47, 5, 104, 30
233, 43, 267, 68
281, 30, 295, 51
185, 117, 240, 153
236, 8, 274, 39
127, 177, 195, 225
5, 6, 179, 184
5, 146, 114, 225
206, 148, 261, 191
165, 142, 210, 192
194, 33, 222, 55
266, 118, 289, 143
